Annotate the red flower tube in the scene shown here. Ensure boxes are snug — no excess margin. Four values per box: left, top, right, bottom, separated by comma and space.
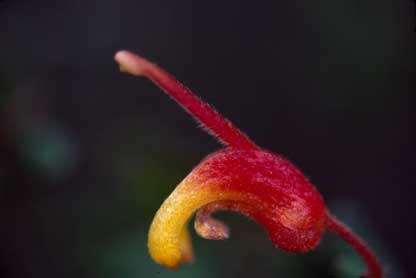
114, 50, 383, 277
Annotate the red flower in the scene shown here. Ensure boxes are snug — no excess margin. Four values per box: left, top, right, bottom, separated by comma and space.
114, 50, 383, 277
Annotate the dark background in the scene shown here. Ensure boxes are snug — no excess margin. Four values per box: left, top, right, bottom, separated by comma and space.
0, 0, 414, 277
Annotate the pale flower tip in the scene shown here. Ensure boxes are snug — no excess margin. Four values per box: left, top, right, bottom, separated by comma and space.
194, 216, 230, 240
114, 50, 147, 76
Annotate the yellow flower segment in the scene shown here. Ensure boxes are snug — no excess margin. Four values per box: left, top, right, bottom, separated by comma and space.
147, 173, 246, 269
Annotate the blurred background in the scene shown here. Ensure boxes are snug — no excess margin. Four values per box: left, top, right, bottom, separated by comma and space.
0, 0, 414, 277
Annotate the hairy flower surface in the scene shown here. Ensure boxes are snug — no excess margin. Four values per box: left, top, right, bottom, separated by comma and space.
114, 50, 383, 277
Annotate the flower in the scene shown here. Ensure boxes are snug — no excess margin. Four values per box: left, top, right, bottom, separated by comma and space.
114, 50, 383, 277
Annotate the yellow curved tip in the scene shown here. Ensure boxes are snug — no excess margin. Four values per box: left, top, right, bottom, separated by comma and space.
147, 175, 236, 268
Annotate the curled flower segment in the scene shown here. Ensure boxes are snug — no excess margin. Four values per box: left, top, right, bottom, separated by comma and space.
114, 50, 383, 277
148, 149, 326, 268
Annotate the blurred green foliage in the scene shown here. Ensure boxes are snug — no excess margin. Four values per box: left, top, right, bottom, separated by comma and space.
17, 123, 79, 179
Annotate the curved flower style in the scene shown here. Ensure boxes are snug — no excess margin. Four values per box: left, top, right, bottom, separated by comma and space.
114, 50, 383, 277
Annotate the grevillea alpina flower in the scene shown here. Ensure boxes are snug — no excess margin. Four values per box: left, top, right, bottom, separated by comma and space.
114, 50, 383, 277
